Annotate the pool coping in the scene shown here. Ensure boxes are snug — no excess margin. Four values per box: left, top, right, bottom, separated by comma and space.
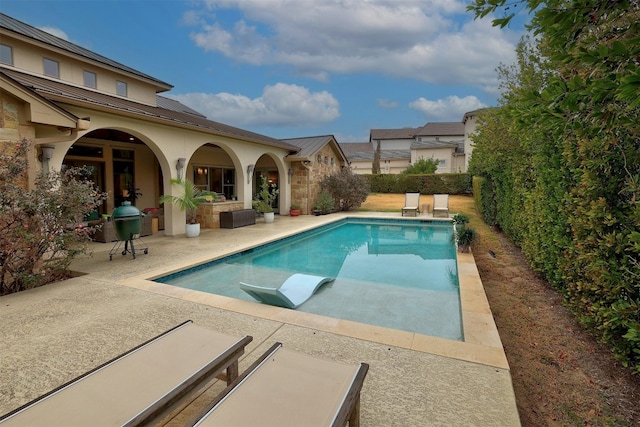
123, 214, 508, 370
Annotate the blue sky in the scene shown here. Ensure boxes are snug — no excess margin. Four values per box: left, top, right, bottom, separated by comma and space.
1, 0, 525, 142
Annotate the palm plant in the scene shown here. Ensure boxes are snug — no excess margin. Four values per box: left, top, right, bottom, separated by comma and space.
159, 178, 216, 224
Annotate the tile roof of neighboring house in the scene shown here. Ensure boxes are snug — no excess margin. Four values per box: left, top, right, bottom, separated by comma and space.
2, 68, 298, 151
0, 13, 172, 91
416, 122, 464, 136
339, 142, 373, 157
348, 149, 411, 162
370, 127, 419, 141
282, 135, 347, 162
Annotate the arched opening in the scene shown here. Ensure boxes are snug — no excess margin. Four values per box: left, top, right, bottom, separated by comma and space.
188, 143, 238, 201
62, 128, 163, 220
252, 154, 281, 213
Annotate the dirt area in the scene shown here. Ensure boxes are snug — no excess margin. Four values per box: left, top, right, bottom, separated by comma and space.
361, 194, 640, 426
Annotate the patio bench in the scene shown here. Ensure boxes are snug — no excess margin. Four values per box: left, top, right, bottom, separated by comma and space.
220, 209, 256, 229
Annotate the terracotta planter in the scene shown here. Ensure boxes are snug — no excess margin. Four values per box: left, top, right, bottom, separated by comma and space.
289, 209, 301, 217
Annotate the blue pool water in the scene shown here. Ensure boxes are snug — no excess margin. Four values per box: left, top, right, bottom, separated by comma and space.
156, 218, 463, 340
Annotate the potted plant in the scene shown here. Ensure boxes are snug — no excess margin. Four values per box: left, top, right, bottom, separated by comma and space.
455, 226, 476, 253
451, 213, 470, 234
159, 178, 216, 237
252, 175, 279, 223
314, 191, 335, 215
289, 204, 301, 216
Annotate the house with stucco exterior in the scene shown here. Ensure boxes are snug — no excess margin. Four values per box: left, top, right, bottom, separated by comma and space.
344, 111, 485, 174
0, 13, 347, 235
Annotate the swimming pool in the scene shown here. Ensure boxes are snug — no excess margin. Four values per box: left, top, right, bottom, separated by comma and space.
156, 218, 463, 341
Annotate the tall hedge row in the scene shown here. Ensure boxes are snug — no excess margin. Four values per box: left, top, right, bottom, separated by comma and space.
468, 0, 640, 372
365, 173, 472, 195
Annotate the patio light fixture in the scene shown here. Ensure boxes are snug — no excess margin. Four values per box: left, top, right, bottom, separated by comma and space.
176, 157, 186, 179
247, 164, 255, 183
38, 145, 55, 173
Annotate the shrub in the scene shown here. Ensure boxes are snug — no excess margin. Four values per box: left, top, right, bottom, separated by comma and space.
402, 157, 438, 174
314, 191, 335, 214
320, 169, 369, 211
0, 139, 106, 295
366, 173, 472, 195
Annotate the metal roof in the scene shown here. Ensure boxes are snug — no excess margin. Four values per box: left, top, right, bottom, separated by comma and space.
0, 13, 172, 91
411, 139, 463, 150
156, 96, 206, 118
2, 68, 298, 151
347, 149, 410, 162
282, 135, 348, 163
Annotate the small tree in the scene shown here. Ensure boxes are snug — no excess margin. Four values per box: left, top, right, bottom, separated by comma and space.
159, 178, 216, 223
320, 169, 369, 211
372, 140, 381, 174
252, 174, 279, 213
0, 139, 106, 295
402, 157, 438, 174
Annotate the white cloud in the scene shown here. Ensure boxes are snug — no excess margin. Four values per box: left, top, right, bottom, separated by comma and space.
188, 0, 518, 91
39, 26, 69, 40
409, 95, 486, 121
168, 83, 340, 127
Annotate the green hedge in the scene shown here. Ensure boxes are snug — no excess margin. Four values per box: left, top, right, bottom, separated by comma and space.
365, 173, 472, 195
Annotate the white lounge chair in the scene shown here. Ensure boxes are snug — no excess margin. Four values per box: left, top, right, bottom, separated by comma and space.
433, 194, 449, 218
402, 192, 420, 216
189, 342, 369, 427
239, 273, 334, 309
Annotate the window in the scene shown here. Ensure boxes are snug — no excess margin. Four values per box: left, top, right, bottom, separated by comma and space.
193, 166, 236, 200
43, 58, 59, 78
439, 159, 446, 165
0, 44, 13, 65
83, 70, 97, 88
116, 80, 127, 97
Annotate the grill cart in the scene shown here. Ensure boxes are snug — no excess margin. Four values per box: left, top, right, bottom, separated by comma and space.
108, 201, 148, 260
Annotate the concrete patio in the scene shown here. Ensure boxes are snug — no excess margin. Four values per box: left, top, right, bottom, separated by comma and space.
0, 212, 520, 426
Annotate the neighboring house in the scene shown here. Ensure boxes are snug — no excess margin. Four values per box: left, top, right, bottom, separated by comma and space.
340, 142, 411, 175
462, 109, 485, 172
282, 135, 348, 215
362, 114, 482, 174
412, 122, 465, 173
0, 13, 316, 236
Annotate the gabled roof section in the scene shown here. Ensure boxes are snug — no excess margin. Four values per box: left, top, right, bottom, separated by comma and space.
416, 122, 464, 136
2, 68, 298, 151
370, 127, 418, 141
339, 142, 372, 157
0, 13, 172, 92
1, 70, 79, 128
282, 135, 348, 163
